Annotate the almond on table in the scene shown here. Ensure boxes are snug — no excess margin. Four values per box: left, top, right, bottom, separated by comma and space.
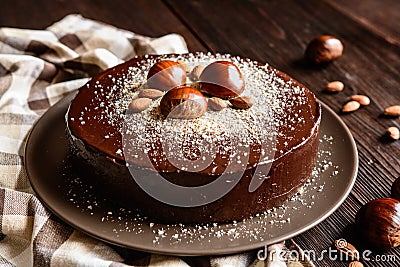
384, 105, 400, 117
342, 101, 360, 113
386, 126, 400, 140
349, 95, 370, 106
325, 81, 344, 92
349, 261, 363, 267
333, 239, 359, 261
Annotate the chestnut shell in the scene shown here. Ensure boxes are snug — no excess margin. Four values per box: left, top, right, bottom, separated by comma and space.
199, 61, 245, 99
305, 35, 343, 64
355, 198, 400, 249
160, 86, 207, 119
147, 60, 186, 91
391, 177, 400, 201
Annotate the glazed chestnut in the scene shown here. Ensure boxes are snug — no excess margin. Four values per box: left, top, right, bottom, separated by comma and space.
199, 61, 245, 99
391, 177, 400, 200
160, 86, 207, 119
147, 60, 186, 91
355, 198, 400, 249
305, 35, 343, 64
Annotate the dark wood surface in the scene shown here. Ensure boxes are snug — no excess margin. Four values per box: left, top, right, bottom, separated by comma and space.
1, 0, 399, 266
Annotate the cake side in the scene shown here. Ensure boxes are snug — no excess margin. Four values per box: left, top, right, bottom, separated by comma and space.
67, 122, 319, 222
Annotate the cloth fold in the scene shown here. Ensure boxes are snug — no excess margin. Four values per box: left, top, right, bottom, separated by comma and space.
0, 14, 312, 267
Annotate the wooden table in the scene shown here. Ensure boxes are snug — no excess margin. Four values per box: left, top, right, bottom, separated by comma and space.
1, 1, 399, 266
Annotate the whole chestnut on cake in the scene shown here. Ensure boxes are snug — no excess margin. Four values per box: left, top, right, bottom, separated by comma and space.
147, 60, 186, 91
355, 198, 400, 249
160, 86, 207, 119
199, 61, 245, 99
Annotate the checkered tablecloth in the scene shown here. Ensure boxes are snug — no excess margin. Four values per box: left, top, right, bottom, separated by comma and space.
0, 14, 313, 267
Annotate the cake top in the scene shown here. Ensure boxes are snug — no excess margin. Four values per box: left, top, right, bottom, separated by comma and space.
68, 52, 320, 174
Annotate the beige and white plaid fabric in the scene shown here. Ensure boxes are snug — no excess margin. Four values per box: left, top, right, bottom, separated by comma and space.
0, 14, 312, 267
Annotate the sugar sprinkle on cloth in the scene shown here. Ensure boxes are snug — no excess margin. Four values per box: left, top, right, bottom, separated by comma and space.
0, 14, 313, 267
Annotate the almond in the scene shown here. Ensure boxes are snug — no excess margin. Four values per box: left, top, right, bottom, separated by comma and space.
384, 105, 400, 117
138, 89, 164, 99
342, 101, 360, 113
208, 97, 228, 111
229, 95, 254, 109
334, 239, 359, 261
350, 95, 370, 106
387, 126, 400, 140
349, 261, 363, 267
128, 98, 152, 113
325, 81, 344, 92
189, 65, 205, 82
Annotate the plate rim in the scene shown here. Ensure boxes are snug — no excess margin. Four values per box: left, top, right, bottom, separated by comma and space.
25, 93, 358, 256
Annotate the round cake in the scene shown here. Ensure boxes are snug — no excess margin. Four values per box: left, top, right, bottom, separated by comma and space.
67, 53, 321, 223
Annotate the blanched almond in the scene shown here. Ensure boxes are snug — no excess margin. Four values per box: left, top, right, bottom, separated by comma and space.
325, 81, 344, 92
384, 105, 400, 117
387, 126, 400, 140
348, 261, 363, 267
128, 98, 152, 113
350, 95, 370, 106
342, 101, 360, 113
334, 239, 359, 261
138, 89, 164, 99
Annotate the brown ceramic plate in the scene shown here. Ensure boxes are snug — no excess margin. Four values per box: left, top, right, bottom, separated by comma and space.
25, 91, 358, 256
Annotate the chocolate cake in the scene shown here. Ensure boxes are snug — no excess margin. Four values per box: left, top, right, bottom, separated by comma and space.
67, 53, 321, 223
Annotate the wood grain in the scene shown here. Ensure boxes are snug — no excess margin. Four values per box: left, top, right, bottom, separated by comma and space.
164, 1, 399, 266
163, 1, 400, 265
1, 0, 400, 266
0, 0, 206, 52
327, 0, 400, 46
